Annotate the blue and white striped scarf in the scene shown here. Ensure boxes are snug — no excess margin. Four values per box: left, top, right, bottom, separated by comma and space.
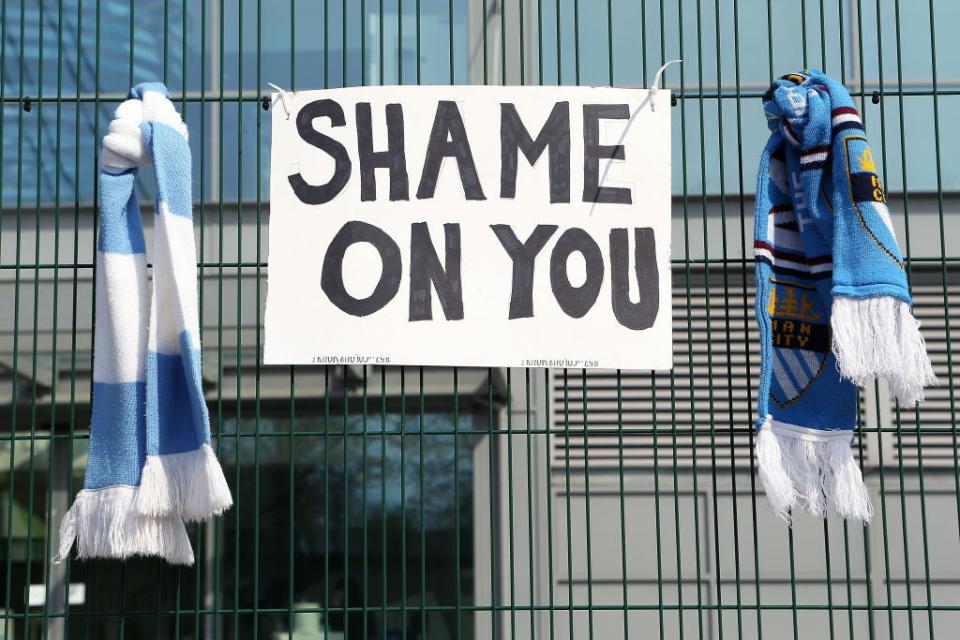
754, 70, 936, 523
55, 83, 232, 565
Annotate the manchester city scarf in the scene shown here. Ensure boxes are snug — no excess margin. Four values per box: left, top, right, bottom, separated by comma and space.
54, 83, 233, 564
754, 70, 936, 523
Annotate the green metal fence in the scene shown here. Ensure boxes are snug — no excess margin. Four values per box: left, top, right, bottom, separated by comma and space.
2, 0, 960, 638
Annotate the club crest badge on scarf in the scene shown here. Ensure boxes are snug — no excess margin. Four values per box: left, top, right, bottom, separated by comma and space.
754, 70, 936, 523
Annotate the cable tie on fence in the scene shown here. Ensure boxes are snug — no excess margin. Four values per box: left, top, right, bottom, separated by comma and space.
267, 83, 294, 120
649, 59, 682, 111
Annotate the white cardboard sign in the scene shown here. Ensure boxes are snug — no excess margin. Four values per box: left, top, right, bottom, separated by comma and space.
265, 85, 672, 369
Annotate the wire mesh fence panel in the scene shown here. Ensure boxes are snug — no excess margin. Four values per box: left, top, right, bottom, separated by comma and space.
2, 0, 960, 638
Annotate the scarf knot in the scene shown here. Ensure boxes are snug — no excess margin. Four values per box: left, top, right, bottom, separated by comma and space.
762, 72, 832, 150
101, 83, 188, 171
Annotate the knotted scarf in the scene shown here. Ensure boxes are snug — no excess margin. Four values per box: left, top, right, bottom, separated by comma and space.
54, 83, 233, 564
754, 70, 936, 523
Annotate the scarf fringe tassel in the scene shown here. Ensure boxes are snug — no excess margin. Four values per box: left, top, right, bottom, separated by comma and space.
135, 443, 234, 522
831, 295, 938, 406
756, 416, 873, 524
52, 486, 194, 565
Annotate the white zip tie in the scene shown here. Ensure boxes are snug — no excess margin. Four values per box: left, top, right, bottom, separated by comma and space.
649, 59, 682, 111
267, 82, 294, 120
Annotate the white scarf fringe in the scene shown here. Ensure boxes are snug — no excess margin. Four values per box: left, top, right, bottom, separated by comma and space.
135, 444, 234, 521
53, 486, 194, 565
756, 416, 873, 524
831, 295, 937, 406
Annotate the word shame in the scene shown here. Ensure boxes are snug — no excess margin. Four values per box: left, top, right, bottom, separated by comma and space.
288, 99, 633, 206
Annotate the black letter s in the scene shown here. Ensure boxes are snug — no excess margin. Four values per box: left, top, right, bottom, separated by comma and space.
288, 99, 353, 205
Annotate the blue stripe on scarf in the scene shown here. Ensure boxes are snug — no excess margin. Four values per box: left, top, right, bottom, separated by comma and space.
85, 381, 147, 489
141, 122, 193, 218
146, 331, 211, 456
98, 171, 147, 254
